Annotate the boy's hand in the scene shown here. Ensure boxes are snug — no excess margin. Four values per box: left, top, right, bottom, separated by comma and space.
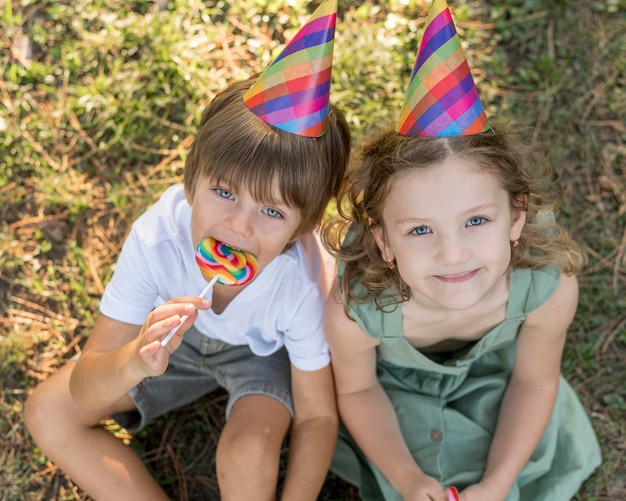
135, 297, 211, 377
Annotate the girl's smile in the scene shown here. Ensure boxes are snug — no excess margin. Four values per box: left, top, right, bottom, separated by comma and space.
433, 269, 480, 283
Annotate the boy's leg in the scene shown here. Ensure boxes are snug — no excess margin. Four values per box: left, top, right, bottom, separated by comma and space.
216, 393, 292, 501
24, 362, 169, 501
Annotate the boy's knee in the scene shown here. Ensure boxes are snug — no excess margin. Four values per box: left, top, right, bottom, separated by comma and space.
217, 426, 282, 472
24, 366, 77, 445
24, 382, 58, 442
216, 429, 283, 500
25, 377, 65, 423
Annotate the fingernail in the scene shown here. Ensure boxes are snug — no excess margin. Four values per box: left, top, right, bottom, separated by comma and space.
184, 303, 196, 313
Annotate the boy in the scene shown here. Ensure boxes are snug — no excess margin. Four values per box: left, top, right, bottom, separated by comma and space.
25, 2, 350, 499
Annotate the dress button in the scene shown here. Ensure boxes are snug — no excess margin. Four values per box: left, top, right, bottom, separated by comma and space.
430, 429, 442, 441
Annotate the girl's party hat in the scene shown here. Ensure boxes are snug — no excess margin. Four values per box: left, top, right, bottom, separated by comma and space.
243, 0, 338, 137
396, 0, 489, 137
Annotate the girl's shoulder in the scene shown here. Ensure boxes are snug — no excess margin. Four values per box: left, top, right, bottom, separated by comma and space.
510, 267, 563, 316
522, 270, 578, 333
325, 282, 381, 349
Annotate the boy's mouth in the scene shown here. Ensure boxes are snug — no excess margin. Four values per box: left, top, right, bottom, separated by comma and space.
211, 237, 254, 257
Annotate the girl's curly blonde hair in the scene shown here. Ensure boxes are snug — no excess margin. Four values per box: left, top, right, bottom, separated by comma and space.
322, 125, 583, 310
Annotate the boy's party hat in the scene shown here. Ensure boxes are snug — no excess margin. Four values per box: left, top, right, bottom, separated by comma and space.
243, 0, 338, 137
396, 0, 489, 137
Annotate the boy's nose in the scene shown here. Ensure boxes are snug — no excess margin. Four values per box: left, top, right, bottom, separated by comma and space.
226, 208, 255, 238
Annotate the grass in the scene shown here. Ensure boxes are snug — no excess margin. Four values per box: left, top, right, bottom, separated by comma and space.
1, 0, 625, 499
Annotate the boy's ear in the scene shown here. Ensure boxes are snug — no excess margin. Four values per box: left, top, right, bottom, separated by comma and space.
288, 222, 309, 244
288, 231, 305, 244
184, 186, 193, 205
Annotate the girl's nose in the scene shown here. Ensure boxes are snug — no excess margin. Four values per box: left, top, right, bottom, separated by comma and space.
436, 233, 470, 266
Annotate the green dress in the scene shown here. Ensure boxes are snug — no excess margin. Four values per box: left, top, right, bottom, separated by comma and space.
331, 266, 601, 501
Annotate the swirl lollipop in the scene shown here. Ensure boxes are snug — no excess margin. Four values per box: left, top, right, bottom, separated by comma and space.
161, 237, 258, 346
195, 237, 258, 286
445, 486, 459, 501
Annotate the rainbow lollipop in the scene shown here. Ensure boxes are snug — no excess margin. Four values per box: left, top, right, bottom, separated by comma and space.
195, 237, 258, 286
445, 486, 459, 501
160, 237, 258, 346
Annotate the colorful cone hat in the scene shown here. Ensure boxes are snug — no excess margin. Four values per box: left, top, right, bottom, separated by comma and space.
243, 0, 338, 137
396, 0, 489, 137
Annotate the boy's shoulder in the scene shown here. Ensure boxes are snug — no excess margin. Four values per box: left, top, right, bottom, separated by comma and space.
269, 231, 334, 296
130, 185, 189, 248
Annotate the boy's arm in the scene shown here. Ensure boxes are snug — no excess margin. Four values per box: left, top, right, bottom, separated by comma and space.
70, 298, 208, 409
462, 273, 578, 501
281, 363, 338, 501
324, 282, 443, 500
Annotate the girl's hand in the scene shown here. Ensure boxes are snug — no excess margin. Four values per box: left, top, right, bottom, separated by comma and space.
135, 297, 211, 377
399, 472, 444, 501
445, 486, 460, 501
459, 482, 506, 501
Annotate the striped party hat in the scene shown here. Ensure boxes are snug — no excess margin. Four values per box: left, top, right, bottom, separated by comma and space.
396, 0, 489, 137
243, 0, 338, 137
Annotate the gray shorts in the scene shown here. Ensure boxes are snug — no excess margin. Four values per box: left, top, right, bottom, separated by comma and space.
112, 326, 293, 432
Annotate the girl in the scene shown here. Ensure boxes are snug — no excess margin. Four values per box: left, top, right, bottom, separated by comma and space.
322, 128, 602, 501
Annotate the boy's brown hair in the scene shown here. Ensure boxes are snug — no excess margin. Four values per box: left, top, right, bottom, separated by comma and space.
184, 76, 351, 239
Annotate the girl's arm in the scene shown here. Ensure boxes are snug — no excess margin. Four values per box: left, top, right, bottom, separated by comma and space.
462, 273, 579, 501
325, 282, 443, 500
281, 364, 338, 501
70, 297, 209, 409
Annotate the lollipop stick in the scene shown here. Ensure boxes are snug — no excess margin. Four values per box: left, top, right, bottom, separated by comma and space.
160, 275, 219, 347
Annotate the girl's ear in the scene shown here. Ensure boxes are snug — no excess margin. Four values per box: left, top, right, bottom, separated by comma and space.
369, 218, 394, 263
510, 196, 527, 242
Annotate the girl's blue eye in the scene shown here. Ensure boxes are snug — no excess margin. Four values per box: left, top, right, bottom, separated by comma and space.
216, 188, 233, 199
263, 208, 282, 219
410, 226, 431, 236
467, 216, 486, 227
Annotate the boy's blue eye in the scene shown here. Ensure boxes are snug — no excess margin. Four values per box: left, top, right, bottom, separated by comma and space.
467, 216, 486, 227
216, 188, 233, 199
263, 208, 282, 219
410, 226, 431, 236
